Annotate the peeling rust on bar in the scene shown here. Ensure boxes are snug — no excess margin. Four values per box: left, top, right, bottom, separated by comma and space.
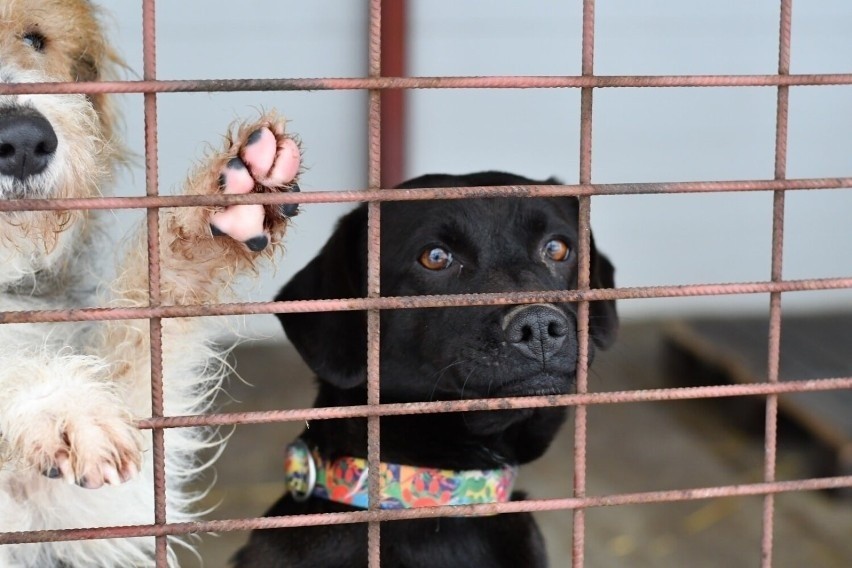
0, 277, 849, 324
761, 2, 794, 565
2, 476, 850, 546
131, 375, 852, 426
140, 0, 169, 565
366, 0, 383, 564
1, 73, 852, 96
0, 177, 847, 213
573, 1, 596, 563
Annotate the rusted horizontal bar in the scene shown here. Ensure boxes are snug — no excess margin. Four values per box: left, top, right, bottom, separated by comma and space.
0, 277, 849, 324
2, 475, 848, 545
136, 376, 852, 430
2, 74, 852, 96
0, 177, 849, 213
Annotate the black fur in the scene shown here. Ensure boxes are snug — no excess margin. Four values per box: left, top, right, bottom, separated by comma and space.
233, 171, 618, 568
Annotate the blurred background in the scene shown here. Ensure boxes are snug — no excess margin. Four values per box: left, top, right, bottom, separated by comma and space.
96, 1, 850, 566
105, 0, 852, 333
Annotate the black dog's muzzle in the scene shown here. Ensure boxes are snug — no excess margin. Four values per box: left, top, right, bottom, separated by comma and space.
502, 303, 574, 363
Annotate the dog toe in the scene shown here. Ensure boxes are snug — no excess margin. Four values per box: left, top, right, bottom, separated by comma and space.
220, 157, 255, 195
210, 203, 266, 243
266, 137, 301, 186
241, 127, 278, 176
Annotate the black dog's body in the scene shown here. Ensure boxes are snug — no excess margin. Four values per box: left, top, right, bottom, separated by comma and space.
234, 172, 618, 567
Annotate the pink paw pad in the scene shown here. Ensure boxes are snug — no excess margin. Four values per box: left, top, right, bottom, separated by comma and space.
210, 204, 267, 251
241, 128, 278, 177
266, 138, 301, 186
219, 157, 255, 196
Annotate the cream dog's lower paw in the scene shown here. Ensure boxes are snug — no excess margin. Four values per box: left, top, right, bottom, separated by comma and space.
29, 409, 143, 489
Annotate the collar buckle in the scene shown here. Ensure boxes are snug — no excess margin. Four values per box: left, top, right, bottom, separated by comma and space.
284, 439, 316, 502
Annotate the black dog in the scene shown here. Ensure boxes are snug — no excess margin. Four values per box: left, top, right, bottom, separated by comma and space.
233, 171, 618, 567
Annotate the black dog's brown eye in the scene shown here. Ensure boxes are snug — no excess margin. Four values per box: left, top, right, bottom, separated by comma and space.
23, 31, 46, 52
543, 239, 570, 261
419, 247, 453, 270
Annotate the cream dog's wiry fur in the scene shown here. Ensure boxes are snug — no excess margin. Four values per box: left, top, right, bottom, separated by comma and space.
0, 1, 301, 566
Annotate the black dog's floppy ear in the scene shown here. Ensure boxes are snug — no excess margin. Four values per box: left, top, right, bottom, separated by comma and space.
275, 206, 368, 388
589, 234, 618, 349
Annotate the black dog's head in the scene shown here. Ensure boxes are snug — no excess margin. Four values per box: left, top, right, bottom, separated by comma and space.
277, 171, 617, 464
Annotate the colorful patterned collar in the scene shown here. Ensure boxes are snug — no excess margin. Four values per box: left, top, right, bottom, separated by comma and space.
283, 439, 518, 510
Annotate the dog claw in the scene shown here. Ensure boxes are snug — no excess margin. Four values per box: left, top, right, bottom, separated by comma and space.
120, 463, 138, 482
227, 156, 247, 170
279, 183, 300, 218
103, 465, 122, 486
244, 235, 269, 252
56, 451, 75, 484
280, 203, 299, 218
246, 128, 264, 146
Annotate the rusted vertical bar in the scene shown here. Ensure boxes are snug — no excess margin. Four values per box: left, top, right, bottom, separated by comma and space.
380, 0, 407, 188
572, 1, 595, 566
142, 0, 167, 565
367, 0, 383, 566
762, 1, 792, 566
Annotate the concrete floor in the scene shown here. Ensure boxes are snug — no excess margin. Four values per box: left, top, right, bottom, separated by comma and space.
177, 323, 851, 567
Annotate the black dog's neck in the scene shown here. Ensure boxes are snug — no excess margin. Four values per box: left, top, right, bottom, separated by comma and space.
299, 382, 566, 471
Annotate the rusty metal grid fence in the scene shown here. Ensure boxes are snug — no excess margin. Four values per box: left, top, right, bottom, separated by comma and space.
1, 0, 852, 567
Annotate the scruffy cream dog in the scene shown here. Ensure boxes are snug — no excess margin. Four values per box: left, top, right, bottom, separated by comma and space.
0, 1, 301, 566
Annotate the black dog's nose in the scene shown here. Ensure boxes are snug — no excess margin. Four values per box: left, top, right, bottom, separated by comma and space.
503, 304, 571, 362
0, 110, 58, 180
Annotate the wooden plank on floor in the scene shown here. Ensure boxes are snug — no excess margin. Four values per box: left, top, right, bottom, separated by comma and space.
664, 313, 852, 479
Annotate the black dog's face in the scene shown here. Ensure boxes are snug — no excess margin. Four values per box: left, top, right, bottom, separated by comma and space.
277, 172, 617, 441
380, 196, 601, 404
